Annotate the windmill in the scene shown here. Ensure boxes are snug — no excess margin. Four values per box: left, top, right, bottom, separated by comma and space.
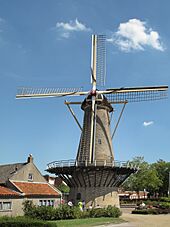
16, 35, 168, 207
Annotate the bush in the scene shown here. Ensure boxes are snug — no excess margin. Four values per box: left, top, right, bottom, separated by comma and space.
106, 205, 122, 218
23, 200, 37, 218
88, 206, 121, 218
23, 201, 121, 220
159, 202, 170, 209
0, 216, 56, 227
132, 209, 158, 215
132, 207, 170, 215
54, 205, 82, 220
23, 202, 83, 220
160, 197, 170, 203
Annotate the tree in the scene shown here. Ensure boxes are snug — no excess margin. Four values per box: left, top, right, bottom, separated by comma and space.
57, 182, 70, 193
123, 157, 162, 196
152, 160, 170, 196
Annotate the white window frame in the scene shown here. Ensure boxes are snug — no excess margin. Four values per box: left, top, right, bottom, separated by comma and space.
39, 199, 55, 207
28, 173, 33, 181
0, 201, 12, 211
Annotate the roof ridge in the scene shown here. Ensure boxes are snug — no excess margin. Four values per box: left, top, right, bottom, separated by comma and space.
0, 162, 26, 167
12, 180, 48, 184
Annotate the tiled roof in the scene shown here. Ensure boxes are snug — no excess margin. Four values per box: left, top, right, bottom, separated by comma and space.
0, 163, 25, 183
0, 185, 20, 196
12, 181, 60, 196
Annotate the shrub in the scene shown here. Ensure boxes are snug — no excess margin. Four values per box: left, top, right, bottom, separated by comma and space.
159, 202, 170, 209
88, 206, 121, 218
23, 202, 121, 221
23, 200, 37, 218
106, 205, 122, 218
55, 205, 82, 220
132, 207, 170, 215
88, 208, 106, 218
132, 209, 158, 215
160, 197, 170, 203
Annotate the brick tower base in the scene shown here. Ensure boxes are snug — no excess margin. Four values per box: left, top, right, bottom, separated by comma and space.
69, 186, 119, 208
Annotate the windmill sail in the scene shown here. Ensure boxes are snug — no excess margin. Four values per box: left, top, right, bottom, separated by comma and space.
101, 86, 168, 103
91, 35, 106, 87
16, 87, 88, 98
96, 35, 106, 87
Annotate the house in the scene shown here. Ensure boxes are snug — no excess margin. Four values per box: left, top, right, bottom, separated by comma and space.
119, 190, 148, 200
0, 154, 62, 216
44, 175, 67, 188
44, 175, 69, 204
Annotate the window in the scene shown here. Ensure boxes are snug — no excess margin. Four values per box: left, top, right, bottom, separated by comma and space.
28, 173, 33, 181
0, 202, 12, 211
39, 200, 43, 206
98, 139, 102, 144
50, 200, 54, 206
39, 200, 54, 207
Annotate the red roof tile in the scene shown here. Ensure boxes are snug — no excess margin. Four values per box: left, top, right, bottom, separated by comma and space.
12, 181, 60, 196
0, 185, 20, 196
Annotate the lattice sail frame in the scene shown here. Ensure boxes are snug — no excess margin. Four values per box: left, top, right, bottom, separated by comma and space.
16, 87, 87, 98
16, 85, 168, 102
96, 35, 106, 87
105, 86, 168, 103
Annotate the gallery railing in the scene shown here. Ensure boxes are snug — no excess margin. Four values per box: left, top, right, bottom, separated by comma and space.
47, 159, 139, 170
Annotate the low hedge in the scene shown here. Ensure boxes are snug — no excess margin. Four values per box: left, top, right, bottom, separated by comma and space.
88, 205, 121, 218
0, 216, 56, 227
144, 200, 170, 209
132, 208, 170, 215
159, 197, 170, 203
23, 201, 121, 220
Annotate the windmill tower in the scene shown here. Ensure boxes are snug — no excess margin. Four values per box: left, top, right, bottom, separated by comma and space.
16, 35, 168, 207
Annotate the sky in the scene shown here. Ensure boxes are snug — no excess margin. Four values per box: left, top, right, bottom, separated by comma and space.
0, 0, 169, 174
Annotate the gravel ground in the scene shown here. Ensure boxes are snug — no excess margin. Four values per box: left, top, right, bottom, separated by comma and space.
121, 212, 170, 227
96, 208, 170, 227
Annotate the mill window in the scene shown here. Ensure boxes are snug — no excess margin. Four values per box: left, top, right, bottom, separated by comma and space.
98, 139, 102, 144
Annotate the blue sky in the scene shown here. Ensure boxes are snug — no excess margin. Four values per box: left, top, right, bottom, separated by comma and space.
0, 0, 169, 173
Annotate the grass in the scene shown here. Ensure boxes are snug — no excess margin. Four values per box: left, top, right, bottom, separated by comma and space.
49, 217, 125, 227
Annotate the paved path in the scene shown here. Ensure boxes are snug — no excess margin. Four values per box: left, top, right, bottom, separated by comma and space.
96, 208, 170, 227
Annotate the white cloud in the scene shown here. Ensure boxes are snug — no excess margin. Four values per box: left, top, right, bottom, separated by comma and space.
56, 18, 91, 38
143, 121, 154, 127
108, 19, 164, 52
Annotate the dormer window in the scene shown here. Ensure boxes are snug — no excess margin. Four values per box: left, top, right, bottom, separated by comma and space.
28, 173, 33, 181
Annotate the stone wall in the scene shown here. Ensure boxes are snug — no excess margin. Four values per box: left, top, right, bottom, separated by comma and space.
0, 197, 61, 217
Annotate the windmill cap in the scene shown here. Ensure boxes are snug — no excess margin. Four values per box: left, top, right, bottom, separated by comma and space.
81, 94, 113, 112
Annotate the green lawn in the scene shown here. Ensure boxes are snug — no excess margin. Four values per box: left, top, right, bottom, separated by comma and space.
50, 217, 125, 227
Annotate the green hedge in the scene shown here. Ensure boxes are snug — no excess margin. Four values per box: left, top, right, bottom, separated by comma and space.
88, 206, 121, 218
144, 199, 170, 209
0, 216, 56, 227
23, 201, 121, 220
159, 197, 170, 203
132, 208, 170, 215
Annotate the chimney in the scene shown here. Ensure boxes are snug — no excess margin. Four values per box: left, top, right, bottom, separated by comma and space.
27, 154, 33, 163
